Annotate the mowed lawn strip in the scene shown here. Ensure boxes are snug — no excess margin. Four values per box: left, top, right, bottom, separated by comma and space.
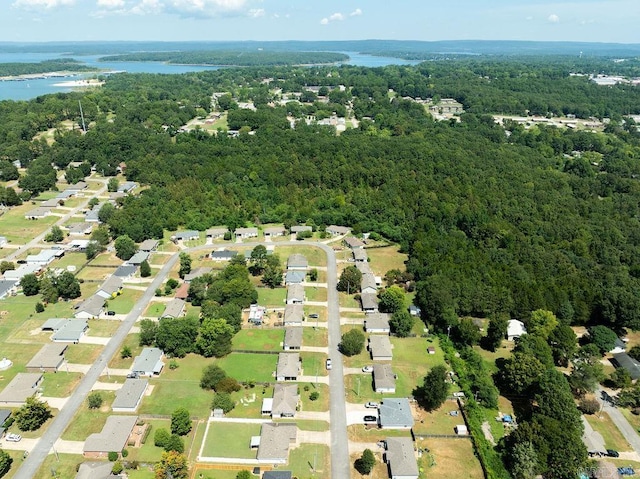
232, 329, 283, 351
216, 353, 277, 383
202, 422, 261, 458
420, 438, 484, 479
585, 412, 632, 451
140, 379, 212, 418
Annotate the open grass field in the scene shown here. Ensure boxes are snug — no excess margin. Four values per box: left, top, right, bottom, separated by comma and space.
300, 383, 330, 412
256, 287, 286, 307
109, 332, 143, 369
216, 353, 277, 383
41, 371, 83, 398
413, 400, 464, 435
76, 266, 116, 281
586, 412, 632, 451
53, 252, 88, 271
62, 391, 116, 440
419, 437, 484, 479
148, 252, 170, 265
305, 286, 327, 302
303, 328, 328, 347
36, 453, 85, 479
365, 244, 407, 276
0, 204, 58, 243
201, 422, 262, 458
89, 251, 124, 267
473, 344, 514, 375
232, 328, 282, 351
87, 318, 121, 337
65, 343, 102, 364
226, 385, 273, 418
140, 378, 212, 418
144, 302, 165, 317
7, 317, 52, 344
106, 288, 143, 315
275, 246, 327, 268
159, 354, 213, 382
289, 444, 330, 478
302, 352, 328, 377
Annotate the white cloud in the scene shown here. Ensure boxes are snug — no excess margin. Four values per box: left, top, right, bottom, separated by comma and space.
321, 11, 344, 24
167, 0, 247, 15
320, 17, 328, 25
350, 8, 362, 17
248, 7, 264, 17
92, 0, 256, 17
12, 0, 74, 9
548, 13, 560, 23
97, 0, 125, 7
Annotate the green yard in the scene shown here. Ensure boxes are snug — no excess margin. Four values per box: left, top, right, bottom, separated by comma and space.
36, 453, 85, 479
419, 437, 484, 479
227, 385, 274, 418
301, 352, 328, 377
275, 246, 327, 268
109, 333, 143, 369
64, 343, 102, 364
303, 328, 328, 347
0, 204, 58, 243
586, 412, 632, 451
89, 252, 124, 267
305, 287, 327, 302
77, 266, 116, 282
216, 353, 277, 383
144, 302, 166, 317
139, 379, 212, 418
300, 383, 330, 412
339, 292, 361, 309
87, 318, 121, 337
233, 328, 283, 351
289, 444, 330, 478
256, 287, 286, 307
365, 245, 407, 277
105, 288, 143, 314
62, 392, 116, 440
201, 422, 261, 458
40, 371, 83, 398
53, 252, 88, 271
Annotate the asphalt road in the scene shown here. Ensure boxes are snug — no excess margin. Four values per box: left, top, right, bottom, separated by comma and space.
598, 387, 640, 453
15, 240, 350, 478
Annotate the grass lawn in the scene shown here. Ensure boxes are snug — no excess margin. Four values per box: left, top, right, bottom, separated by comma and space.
479, 395, 515, 442
105, 288, 143, 315
64, 343, 102, 364
419, 437, 483, 479
227, 385, 274, 418
36, 453, 85, 479
188, 419, 208, 461
62, 392, 115, 440
473, 344, 513, 375
40, 371, 83, 398
275, 246, 327, 268
87, 318, 121, 337
216, 353, 277, 383
0, 450, 29, 479
201, 422, 261, 458
303, 328, 328, 347
350, 450, 387, 479
365, 245, 407, 277
7, 317, 51, 344
53, 252, 88, 271
149, 253, 170, 265
413, 400, 464, 435
129, 418, 197, 463
347, 425, 409, 443
301, 352, 328, 377
89, 252, 123, 267
305, 287, 327, 302
391, 336, 446, 396
621, 408, 640, 430
305, 306, 327, 323
339, 292, 360, 309
289, 444, 330, 478
144, 302, 165, 317
586, 412, 632, 451
256, 287, 286, 307
345, 374, 379, 403
232, 328, 282, 351
127, 468, 156, 479
287, 419, 329, 431
160, 354, 214, 382
109, 333, 142, 369
0, 204, 58, 243
140, 379, 212, 418
77, 266, 115, 281
300, 383, 330, 412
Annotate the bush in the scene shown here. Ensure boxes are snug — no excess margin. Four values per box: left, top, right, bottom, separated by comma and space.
354, 449, 375, 474
35, 302, 45, 313
87, 392, 103, 409
108, 451, 118, 462
236, 471, 252, 479
169, 359, 179, 370
309, 391, 320, 401
309, 268, 318, 281
339, 329, 365, 356
121, 449, 129, 458
215, 377, 242, 393
120, 345, 132, 359
201, 364, 227, 390
112, 462, 123, 475
578, 398, 600, 415
141, 424, 152, 444
154, 428, 171, 448
211, 393, 235, 413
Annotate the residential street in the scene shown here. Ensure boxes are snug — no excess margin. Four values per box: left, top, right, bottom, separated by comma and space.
598, 387, 640, 454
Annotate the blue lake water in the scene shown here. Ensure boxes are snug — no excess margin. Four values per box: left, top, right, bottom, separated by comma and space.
0, 51, 421, 101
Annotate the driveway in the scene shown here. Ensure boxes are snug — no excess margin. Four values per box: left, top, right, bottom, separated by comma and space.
582, 416, 606, 452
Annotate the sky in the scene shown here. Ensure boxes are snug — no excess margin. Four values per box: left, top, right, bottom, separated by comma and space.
0, 0, 639, 44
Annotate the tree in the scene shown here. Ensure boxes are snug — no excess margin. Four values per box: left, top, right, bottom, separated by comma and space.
111, 461, 124, 475
498, 352, 546, 395
389, 310, 413, 337
514, 334, 554, 368
14, 396, 52, 431
165, 435, 184, 453
87, 392, 103, 409
528, 309, 558, 340
0, 261, 14, 274
201, 364, 227, 390
588, 325, 618, 354
415, 365, 448, 411
211, 392, 235, 413
178, 252, 192, 279
154, 428, 171, 448
508, 441, 538, 479
249, 244, 268, 275
215, 377, 242, 393
35, 302, 45, 313
236, 471, 252, 479
484, 314, 508, 351
354, 448, 376, 474
454, 317, 481, 346
85, 241, 102, 260
114, 235, 137, 260
337, 265, 362, 293
121, 345, 132, 359
339, 329, 365, 356
0, 449, 13, 478
171, 408, 192, 436
108, 451, 118, 462
610, 367, 632, 389
54, 271, 81, 300
569, 355, 605, 397
98, 202, 116, 224
20, 273, 39, 296
629, 345, 640, 362
378, 285, 405, 313
44, 225, 64, 243
107, 177, 119, 192
91, 225, 111, 246
39, 276, 58, 304
154, 451, 189, 479
309, 268, 318, 281
548, 323, 577, 367
536, 369, 582, 429
155, 316, 199, 358
196, 318, 234, 358
261, 257, 283, 288
140, 259, 151, 277
139, 319, 158, 346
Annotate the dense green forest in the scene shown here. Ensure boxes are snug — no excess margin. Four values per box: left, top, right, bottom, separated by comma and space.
0, 59, 96, 77
99, 51, 349, 66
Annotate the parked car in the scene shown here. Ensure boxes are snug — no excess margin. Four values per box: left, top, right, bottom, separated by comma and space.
325, 358, 332, 370
607, 449, 620, 458
363, 415, 377, 422
362, 366, 373, 373
365, 402, 379, 408
5, 433, 21, 442
106, 310, 116, 316
126, 372, 139, 379
308, 313, 319, 319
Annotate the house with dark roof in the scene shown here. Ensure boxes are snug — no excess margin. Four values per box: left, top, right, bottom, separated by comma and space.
256, 422, 297, 464
612, 352, 640, 381
287, 254, 308, 271
0, 280, 17, 300
173, 230, 200, 242
74, 295, 105, 319
379, 398, 414, 429
361, 293, 379, 313
132, 348, 164, 377
385, 437, 419, 479
262, 472, 292, 479
75, 461, 125, 479
285, 270, 306, 285
0, 410, 12, 438
66, 222, 94, 236
283, 327, 303, 350
276, 353, 300, 381
161, 298, 186, 319
96, 276, 123, 299
373, 364, 396, 393
114, 264, 137, 278
235, 227, 258, 239
139, 239, 159, 252
286, 284, 305, 304
261, 384, 299, 418
210, 250, 238, 261
284, 304, 304, 326
112, 378, 148, 412
25, 207, 51, 219
369, 335, 393, 361
610, 338, 628, 354
0, 373, 42, 406
364, 313, 391, 334
26, 343, 67, 372
83, 415, 138, 458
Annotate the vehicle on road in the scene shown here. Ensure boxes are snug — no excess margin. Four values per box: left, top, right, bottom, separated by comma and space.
107, 310, 116, 316
326, 358, 332, 370
5, 433, 21, 442
363, 415, 377, 422
365, 402, 379, 408
607, 449, 620, 458
362, 365, 373, 373
126, 372, 139, 379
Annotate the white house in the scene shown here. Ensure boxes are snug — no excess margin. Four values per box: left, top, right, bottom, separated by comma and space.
507, 320, 527, 341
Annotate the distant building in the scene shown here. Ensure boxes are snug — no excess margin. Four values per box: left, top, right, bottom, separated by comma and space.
235, 227, 258, 239
173, 230, 199, 242
132, 348, 164, 377
507, 320, 527, 341
326, 225, 350, 236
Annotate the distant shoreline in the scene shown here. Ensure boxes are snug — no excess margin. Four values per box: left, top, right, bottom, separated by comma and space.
52, 79, 104, 88
0, 70, 92, 82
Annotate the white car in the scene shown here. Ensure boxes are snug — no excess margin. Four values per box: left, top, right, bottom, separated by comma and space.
5, 433, 21, 442
326, 358, 332, 370
365, 401, 379, 409
362, 366, 373, 373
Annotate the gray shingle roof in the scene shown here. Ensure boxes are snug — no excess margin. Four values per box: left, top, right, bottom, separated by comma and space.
272, 384, 299, 417
98, 276, 123, 296
74, 295, 105, 318
276, 353, 300, 379
256, 422, 297, 461
83, 415, 138, 453
162, 298, 185, 319
373, 364, 396, 392
287, 254, 308, 269
361, 293, 379, 311
353, 249, 368, 262
26, 343, 67, 371
369, 335, 393, 359
127, 251, 149, 265
112, 378, 148, 411
361, 273, 377, 292
379, 398, 414, 429
0, 373, 42, 403
138, 239, 159, 251
613, 352, 640, 380
364, 313, 390, 332
386, 437, 419, 478
174, 230, 199, 241
285, 271, 306, 284
132, 348, 164, 375
114, 264, 137, 278
284, 304, 304, 325
286, 284, 305, 303
283, 327, 303, 349
52, 319, 88, 342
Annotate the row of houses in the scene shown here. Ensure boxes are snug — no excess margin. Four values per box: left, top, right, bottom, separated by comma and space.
172, 224, 350, 243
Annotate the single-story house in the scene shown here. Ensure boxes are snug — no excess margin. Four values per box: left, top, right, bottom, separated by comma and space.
0, 373, 43, 406
83, 415, 138, 458
364, 313, 390, 334
264, 226, 286, 238
85, 204, 103, 223
361, 273, 378, 295
138, 239, 159, 252
248, 304, 266, 325
51, 319, 89, 343
235, 227, 259, 239
344, 236, 365, 249
27, 249, 64, 266
369, 335, 393, 361
408, 305, 421, 317
283, 327, 303, 350
75, 461, 125, 479
507, 319, 527, 341
385, 437, 419, 479
6, 263, 41, 282
356, 261, 372, 275
66, 222, 94, 236
96, 276, 123, 299
114, 264, 137, 278
276, 353, 300, 381
68, 239, 90, 251
256, 422, 297, 464
210, 250, 238, 261
379, 398, 414, 429
0, 280, 17, 300
127, 251, 149, 265
25, 207, 51, 219
285, 270, 306, 285
173, 230, 200, 242
183, 267, 212, 283
174, 283, 190, 300
132, 347, 164, 377
286, 284, 305, 305
74, 295, 105, 319
610, 338, 628, 355
261, 384, 299, 418
287, 254, 308, 271
612, 352, 640, 381
161, 298, 186, 319
26, 343, 67, 372
361, 293, 379, 313
284, 304, 304, 326
373, 364, 396, 393
206, 228, 228, 239
291, 225, 312, 234
112, 378, 148, 412
117, 181, 137, 193
263, 472, 293, 479
67, 181, 88, 193
353, 249, 368, 263
326, 225, 350, 236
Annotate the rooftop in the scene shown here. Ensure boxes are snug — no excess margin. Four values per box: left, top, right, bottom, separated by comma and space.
379, 398, 414, 429
272, 384, 299, 417
132, 348, 164, 374
276, 353, 300, 378
162, 298, 186, 318
283, 327, 303, 349
284, 304, 304, 324
257, 422, 297, 461
0, 373, 42, 403
112, 378, 148, 410
26, 343, 67, 370
373, 363, 396, 391
386, 437, 419, 477
84, 415, 138, 453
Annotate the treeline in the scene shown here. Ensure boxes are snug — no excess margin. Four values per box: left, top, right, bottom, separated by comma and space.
0, 59, 95, 77
99, 51, 349, 66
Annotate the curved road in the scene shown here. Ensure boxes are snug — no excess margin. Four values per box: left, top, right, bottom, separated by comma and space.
15, 241, 350, 479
